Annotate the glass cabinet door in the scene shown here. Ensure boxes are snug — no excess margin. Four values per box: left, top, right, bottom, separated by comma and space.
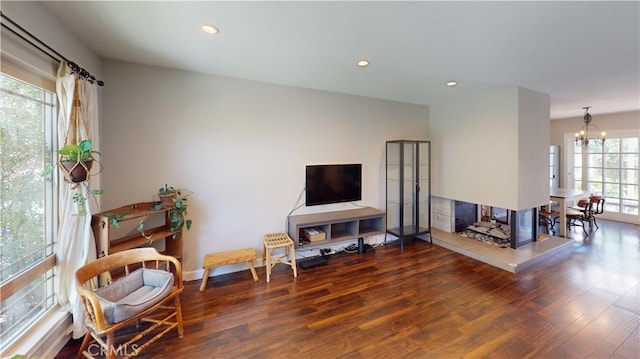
386, 141, 401, 235
402, 141, 417, 233
386, 140, 431, 250
417, 141, 431, 235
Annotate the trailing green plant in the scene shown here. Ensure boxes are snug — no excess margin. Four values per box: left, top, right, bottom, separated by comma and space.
102, 211, 129, 227
127, 186, 193, 240
99, 211, 154, 240
72, 189, 103, 216
43, 139, 103, 216
43, 139, 100, 178
56, 139, 100, 162
154, 186, 193, 239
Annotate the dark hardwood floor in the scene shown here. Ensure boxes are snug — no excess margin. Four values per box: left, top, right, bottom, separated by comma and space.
56, 219, 639, 358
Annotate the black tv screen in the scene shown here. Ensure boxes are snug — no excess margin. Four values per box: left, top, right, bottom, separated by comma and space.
305, 164, 362, 206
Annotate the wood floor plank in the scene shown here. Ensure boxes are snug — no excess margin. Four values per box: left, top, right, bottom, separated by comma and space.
615, 284, 640, 313
55, 219, 639, 358
463, 334, 536, 359
570, 305, 640, 358
516, 314, 573, 358
612, 326, 640, 358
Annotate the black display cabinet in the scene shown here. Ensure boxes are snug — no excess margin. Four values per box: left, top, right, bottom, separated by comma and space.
386, 140, 431, 250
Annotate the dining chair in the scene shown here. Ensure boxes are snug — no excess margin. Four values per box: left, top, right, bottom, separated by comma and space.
539, 207, 559, 235
566, 201, 592, 236
569, 198, 589, 213
588, 195, 605, 229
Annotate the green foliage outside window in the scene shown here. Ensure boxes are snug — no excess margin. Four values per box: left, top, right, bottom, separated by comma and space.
0, 73, 55, 345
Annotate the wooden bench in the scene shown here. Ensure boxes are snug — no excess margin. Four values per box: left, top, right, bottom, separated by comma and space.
200, 248, 259, 291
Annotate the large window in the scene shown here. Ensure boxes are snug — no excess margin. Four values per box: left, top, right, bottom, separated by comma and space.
0, 72, 56, 348
573, 134, 640, 217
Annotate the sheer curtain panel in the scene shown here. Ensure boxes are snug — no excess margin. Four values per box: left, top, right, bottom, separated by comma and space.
54, 61, 99, 338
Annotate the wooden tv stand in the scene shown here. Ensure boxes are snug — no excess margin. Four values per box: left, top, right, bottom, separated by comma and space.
287, 207, 386, 247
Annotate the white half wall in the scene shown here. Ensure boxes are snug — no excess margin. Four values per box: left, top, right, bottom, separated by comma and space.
430, 86, 550, 210
102, 60, 429, 277
517, 88, 551, 209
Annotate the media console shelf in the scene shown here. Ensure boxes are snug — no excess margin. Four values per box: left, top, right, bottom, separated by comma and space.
288, 207, 386, 247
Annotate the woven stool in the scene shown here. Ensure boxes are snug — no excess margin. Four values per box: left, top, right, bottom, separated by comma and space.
263, 232, 297, 283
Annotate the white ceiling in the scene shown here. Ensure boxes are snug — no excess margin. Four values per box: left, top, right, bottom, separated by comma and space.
43, 1, 640, 119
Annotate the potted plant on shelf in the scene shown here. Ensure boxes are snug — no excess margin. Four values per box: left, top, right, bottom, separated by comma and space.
154, 185, 193, 239
157, 184, 177, 208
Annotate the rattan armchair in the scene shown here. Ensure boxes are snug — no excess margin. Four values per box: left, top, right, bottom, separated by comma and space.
75, 247, 184, 359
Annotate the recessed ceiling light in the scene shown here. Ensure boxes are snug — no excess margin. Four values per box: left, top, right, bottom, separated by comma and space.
201, 24, 219, 34
446, 81, 458, 87
357, 60, 369, 68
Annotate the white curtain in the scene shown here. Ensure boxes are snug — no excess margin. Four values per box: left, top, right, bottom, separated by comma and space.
54, 61, 99, 338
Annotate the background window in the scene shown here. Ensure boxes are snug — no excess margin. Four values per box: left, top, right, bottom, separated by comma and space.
0, 72, 56, 348
573, 134, 639, 217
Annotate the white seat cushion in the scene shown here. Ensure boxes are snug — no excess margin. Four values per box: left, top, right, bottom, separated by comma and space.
95, 268, 174, 324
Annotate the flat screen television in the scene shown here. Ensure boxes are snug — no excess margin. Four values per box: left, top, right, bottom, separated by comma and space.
305, 164, 362, 206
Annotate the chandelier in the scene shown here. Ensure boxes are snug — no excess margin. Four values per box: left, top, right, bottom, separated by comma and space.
575, 106, 606, 147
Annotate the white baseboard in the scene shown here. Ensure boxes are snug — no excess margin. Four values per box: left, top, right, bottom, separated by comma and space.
183, 234, 386, 282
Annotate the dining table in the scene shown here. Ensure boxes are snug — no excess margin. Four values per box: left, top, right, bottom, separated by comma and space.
550, 187, 590, 237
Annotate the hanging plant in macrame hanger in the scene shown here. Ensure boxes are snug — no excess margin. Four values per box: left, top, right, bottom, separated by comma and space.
57, 77, 101, 185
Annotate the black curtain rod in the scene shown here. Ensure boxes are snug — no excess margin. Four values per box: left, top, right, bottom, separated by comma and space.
0, 11, 104, 86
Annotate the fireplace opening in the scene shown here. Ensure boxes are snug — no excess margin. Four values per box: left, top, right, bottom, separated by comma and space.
454, 202, 538, 249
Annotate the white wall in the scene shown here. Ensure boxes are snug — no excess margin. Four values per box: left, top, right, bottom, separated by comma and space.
0, 2, 103, 79
429, 86, 550, 210
102, 60, 429, 279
